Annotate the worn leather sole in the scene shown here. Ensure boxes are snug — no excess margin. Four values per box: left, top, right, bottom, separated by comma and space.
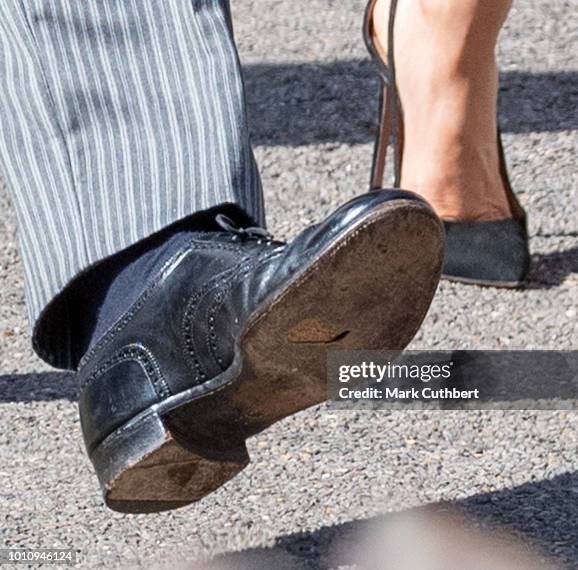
92, 198, 444, 513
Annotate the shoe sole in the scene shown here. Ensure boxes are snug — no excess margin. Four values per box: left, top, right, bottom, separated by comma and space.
441, 273, 526, 289
91, 198, 444, 513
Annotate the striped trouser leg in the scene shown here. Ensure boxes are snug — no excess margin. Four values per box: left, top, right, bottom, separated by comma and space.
0, 0, 263, 368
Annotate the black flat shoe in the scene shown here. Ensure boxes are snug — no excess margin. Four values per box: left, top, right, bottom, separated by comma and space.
77, 190, 444, 513
363, 0, 530, 288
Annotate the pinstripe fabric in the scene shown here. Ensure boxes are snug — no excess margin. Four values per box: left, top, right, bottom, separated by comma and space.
0, 0, 263, 368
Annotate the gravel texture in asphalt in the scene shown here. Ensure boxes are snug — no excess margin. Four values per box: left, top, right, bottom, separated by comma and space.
0, 0, 576, 568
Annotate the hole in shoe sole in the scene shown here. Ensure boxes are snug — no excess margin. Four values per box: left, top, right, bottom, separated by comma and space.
288, 319, 350, 344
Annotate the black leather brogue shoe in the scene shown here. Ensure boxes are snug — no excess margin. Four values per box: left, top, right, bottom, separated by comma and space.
77, 189, 444, 513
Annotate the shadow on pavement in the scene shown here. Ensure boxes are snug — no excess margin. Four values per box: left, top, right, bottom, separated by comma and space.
209, 470, 577, 569
529, 245, 578, 288
0, 371, 76, 402
245, 62, 577, 146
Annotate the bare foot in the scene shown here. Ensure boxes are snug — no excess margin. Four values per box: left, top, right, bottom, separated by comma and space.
372, 0, 513, 222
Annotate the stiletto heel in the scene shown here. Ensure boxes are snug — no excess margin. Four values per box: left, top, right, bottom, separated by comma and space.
370, 85, 392, 190
364, 0, 402, 190
363, 0, 530, 287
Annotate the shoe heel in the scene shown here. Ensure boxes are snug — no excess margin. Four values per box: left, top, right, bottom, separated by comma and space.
365, 0, 404, 190
370, 83, 393, 190
90, 410, 250, 513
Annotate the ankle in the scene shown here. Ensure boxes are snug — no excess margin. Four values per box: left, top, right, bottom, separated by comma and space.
72, 205, 255, 358
371, 0, 513, 222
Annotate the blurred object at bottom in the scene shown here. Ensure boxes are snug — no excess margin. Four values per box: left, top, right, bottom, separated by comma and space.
334, 507, 563, 570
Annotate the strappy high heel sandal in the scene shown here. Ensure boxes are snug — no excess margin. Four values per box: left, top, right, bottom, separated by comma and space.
363, 0, 530, 288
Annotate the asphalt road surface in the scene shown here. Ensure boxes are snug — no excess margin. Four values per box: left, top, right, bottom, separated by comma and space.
0, 0, 576, 568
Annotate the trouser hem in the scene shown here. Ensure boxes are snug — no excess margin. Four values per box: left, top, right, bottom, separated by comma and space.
32, 202, 261, 370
